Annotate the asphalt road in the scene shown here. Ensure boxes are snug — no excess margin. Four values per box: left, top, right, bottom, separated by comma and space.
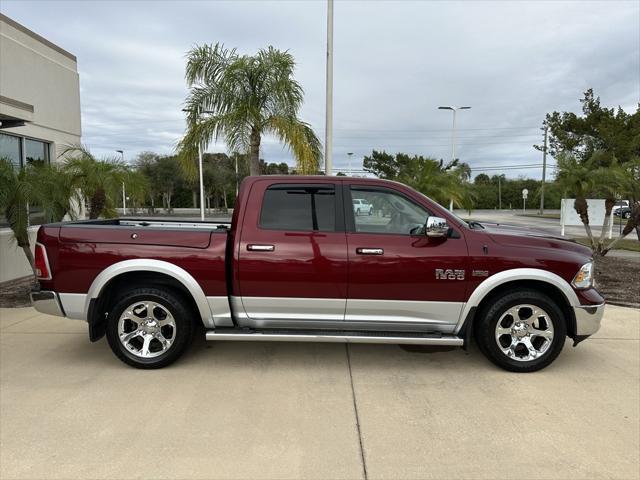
1, 306, 638, 479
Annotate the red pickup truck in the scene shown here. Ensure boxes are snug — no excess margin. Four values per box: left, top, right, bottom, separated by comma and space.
31, 176, 604, 372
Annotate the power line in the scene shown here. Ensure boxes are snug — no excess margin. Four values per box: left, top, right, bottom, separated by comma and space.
325, 126, 541, 133
331, 141, 542, 147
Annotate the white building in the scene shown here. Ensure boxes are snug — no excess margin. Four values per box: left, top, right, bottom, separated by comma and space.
0, 13, 82, 283
0, 13, 81, 166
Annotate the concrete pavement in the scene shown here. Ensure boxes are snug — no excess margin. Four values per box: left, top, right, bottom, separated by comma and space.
1, 305, 638, 479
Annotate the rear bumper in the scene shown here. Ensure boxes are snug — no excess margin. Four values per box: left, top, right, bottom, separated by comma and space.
30, 290, 65, 317
573, 302, 605, 337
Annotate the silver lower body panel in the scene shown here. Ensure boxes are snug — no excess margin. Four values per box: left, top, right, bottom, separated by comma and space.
30, 290, 65, 317
573, 303, 605, 336
230, 296, 461, 333
206, 330, 463, 346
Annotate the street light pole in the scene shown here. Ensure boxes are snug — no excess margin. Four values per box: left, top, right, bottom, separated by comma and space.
116, 150, 126, 216
198, 143, 205, 221
182, 109, 212, 222
347, 152, 353, 176
324, 0, 334, 175
438, 106, 471, 211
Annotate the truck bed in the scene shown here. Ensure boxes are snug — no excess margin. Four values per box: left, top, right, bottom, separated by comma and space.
37, 218, 230, 300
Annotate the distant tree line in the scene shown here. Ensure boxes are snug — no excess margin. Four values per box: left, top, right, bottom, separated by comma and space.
361, 150, 558, 211
133, 151, 290, 212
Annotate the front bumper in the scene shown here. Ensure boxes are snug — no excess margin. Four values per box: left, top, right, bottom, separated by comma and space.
572, 302, 605, 344
30, 290, 65, 317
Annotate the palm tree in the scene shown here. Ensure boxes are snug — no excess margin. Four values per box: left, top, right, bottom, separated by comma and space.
0, 159, 77, 273
397, 157, 469, 209
555, 152, 633, 255
554, 153, 597, 249
61, 145, 126, 219
178, 43, 322, 176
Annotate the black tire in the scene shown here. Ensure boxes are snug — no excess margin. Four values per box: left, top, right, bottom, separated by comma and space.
623, 211, 631, 219
105, 287, 194, 369
474, 289, 567, 372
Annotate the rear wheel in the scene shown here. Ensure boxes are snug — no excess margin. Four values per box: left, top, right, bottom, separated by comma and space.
105, 287, 194, 369
474, 289, 566, 372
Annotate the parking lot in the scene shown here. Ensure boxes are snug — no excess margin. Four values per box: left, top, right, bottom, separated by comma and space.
1, 305, 638, 480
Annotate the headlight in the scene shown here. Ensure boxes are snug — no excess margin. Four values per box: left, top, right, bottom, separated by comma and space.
572, 262, 594, 289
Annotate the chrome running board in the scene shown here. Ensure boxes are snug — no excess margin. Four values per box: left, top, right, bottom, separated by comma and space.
205, 330, 463, 346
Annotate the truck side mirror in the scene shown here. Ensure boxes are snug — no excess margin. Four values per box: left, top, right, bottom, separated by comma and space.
425, 216, 449, 238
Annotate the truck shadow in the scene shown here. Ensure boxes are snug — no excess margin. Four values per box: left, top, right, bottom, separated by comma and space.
55, 333, 592, 374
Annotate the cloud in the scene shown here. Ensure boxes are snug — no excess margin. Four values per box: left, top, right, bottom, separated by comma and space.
2, 0, 638, 177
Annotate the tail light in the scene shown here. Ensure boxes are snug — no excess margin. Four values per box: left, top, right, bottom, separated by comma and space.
34, 243, 52, 280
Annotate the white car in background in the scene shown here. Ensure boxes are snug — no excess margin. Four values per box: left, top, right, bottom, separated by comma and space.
352, 198, 373, 216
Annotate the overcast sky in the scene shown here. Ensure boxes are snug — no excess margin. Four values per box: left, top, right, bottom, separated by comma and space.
2, 0, 639, 178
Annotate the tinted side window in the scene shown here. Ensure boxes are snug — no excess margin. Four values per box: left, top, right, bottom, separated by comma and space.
260, 184, 336, 232
350, 187, 429, 235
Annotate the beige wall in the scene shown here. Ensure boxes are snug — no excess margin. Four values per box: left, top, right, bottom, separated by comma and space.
0, 13, 81, 161
0, 15, 81, 285
0, 227, 37, 283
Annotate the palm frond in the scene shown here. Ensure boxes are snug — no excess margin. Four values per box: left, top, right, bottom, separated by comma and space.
268, 116, 322, 174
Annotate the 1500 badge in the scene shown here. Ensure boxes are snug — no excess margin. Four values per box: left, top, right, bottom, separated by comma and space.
435, 269, 465, 280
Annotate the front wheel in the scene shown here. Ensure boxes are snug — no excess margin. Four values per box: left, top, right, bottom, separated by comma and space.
474, 289, 566, 372
105, 287, 194, 369
623, 211, 631, 219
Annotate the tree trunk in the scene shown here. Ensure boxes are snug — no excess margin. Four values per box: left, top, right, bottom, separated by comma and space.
597, 197, 615, 254
603, 202, 640, 255
21, 244, 36, 274
89, 188, 106, 219
249, 127, 261, 176
223, 186, 228, 210
192, 190, 197, 208
574, 197, 595, 250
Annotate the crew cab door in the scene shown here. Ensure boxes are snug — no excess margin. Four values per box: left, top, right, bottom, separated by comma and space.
235, 180, 348, 328
344, 184, 469, 333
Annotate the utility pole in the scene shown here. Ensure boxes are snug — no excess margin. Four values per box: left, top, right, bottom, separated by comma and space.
498, 175, 502, 210
347, 152, 353, 176
539, 124, 548, 214
324, 0, 334, 175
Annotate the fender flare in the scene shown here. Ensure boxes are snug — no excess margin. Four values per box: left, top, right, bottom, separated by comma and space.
455, 268, 579, 333
85, 259, 213, 328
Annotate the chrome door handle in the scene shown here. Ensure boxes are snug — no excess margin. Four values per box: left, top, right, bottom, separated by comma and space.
356, 248, 384, 255
247, 244, 275, 252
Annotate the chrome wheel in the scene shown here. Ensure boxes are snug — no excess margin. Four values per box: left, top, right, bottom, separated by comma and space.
494, 304, 554, 362
118, 301, 177, 359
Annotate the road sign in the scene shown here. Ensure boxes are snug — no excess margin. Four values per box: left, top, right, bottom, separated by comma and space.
522, 188, 528, 199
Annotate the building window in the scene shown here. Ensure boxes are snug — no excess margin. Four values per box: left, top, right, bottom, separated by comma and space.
25, 138, 50, 165
0, 132, 22, 168
0, 132, 50, 168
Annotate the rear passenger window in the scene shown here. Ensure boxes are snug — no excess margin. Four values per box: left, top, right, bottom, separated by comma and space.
260, 184, 336, 232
